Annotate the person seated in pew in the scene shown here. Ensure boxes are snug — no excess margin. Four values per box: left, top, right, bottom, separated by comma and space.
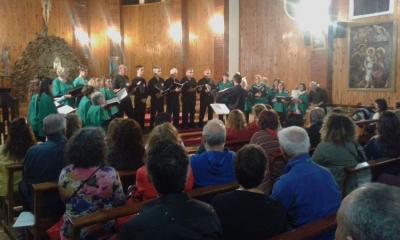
19, 114, 67, 216
285, 112, 305, 127
250, 109, 281, 156
225, 109, 252, 142
190, 120, 236, 188
106, 118, 144, 171
86, 92, 111, 130
65, 113, 81, 139
247, 104, 267, 137
133, 123, 194, 201
312, 114, 366, 193
364, 111, 400, 180
119, 140, 222, 240
305, 107, 325, 149
76, 85, 95, 127
27, 77, 58, 142
372, 98, 388, 120
272, 126, 341, 239
0, 118, 36, 197
212, 144, 286, 240
59, 127, 126, 240
335, 183, 400, 240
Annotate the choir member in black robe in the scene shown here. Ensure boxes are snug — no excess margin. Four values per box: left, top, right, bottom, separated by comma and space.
130, 65, 148, 129
165, 67, 182, 128
197, 68, 216, 127
180, 68, 197, 128
148, 66, 165, 128
113, 64, 135, 119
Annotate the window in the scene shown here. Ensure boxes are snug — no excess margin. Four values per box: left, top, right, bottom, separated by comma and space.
350, 0, 394, 19
122, 0, 140, 5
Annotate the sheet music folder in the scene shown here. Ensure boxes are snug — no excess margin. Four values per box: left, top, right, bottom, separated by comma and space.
210, 103, 230, 115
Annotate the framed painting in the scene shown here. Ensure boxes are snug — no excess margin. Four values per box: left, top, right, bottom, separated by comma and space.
348, 21, 396, 90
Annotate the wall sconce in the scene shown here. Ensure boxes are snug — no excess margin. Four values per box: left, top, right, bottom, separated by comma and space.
74, 27, 90, 45
169, 22, 182, 42
107, 26, 122, 44
189, 32, 199, 41
209, 14, 224, 35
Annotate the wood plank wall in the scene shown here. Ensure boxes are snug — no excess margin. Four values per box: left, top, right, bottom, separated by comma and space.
332, 0, 400, 107
121, 0, 223, 80
0, 0, 120, 80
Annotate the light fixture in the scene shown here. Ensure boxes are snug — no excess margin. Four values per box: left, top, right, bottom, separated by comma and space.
74, 27, 90, 45
168, 22, 182, 42
209, 14, 224, 35
107, 26, 122, 44
294, 0, 331, 34
189, 32, 199, 41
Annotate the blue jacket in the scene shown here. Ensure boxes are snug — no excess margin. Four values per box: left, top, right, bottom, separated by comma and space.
271, 154, 341, 228
190, 150, 236, 187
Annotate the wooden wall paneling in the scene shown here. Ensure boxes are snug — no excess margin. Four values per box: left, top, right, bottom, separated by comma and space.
239, 0, 320, 91
122, 0, 183, 80
213, 0, 226, 81
332, 0, 400, 107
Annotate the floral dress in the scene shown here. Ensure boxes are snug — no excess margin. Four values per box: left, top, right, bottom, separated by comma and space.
58, 165, 126, 240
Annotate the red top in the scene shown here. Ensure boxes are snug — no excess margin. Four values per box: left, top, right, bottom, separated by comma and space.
247, 122, 260, 137
226, 128, 253, 142
133, 165, 195, 201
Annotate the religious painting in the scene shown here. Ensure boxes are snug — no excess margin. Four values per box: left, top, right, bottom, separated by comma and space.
348, 22, 396, 90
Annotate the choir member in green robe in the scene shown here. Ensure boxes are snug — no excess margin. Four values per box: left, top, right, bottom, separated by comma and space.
100, 78, 119, 116
290, 83, 309, 116
53, 67, 75, 107
77, 86, 95, 127
27, 78, 40, 135
27, 77, 58, 141
86, 92, 111, 130
272, 81, 290, 123
246, 75, 270, 113
73, 66, 88, 87
217, 72, 234, 94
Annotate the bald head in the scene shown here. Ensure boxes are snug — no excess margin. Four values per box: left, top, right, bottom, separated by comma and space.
336, 183, 400, 240
203, 120, 226, 148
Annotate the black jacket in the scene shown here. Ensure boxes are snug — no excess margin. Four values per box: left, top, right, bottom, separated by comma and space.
113, 74, 129, 89
197, 77, 216, 100
119, 192, 222, 240
181, 77, 197, 100
148, 76, 165, 100
217, 85, 248, 111
165, 77, 181, 102
131, 77, 148, 106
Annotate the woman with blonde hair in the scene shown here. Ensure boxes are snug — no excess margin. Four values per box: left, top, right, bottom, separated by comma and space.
312, 113, 365, 193
133, 122, 194, 201
226, 109, 252, 142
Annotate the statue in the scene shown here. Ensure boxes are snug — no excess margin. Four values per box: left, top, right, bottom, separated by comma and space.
1, 47, 10, 76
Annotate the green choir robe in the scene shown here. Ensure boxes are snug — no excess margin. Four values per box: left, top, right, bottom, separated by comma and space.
217, 80, 234, 104
290, 92, 309, 116
273, 90, 289, 113
73, 76, 87, 87
53, 78, 75, 107
245, 83, 270, 113
100, 87, 119, 115
77, 96, 92, 126
86, 105, 111, 129
28, 93, 57, 137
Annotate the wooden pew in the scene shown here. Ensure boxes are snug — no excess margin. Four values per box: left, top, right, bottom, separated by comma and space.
179, 131, 202, 140
343, 157, 400, 196
225, 139, 250, 152
71, 182, 239, 240
2, 164, 23, 240
270, 214, 337, 240
31, 181, 61, 240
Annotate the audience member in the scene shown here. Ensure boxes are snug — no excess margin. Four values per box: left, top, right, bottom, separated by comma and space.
106, 118, 144, 171
212, 144, 286, 240
77, 85, 95, 126
65, 113, 82, 139
86, 92, 111, 129
272, 127, 341, 234
134, 123, 194, 201
312, 114, 364, 192
336, 183, 400, 240
0, 118, 36, 197
119, 140, 222, 240
372, 98, 388, 120
285, 113, 304, 127
59, 128, 125, 239
226, 109, 252, 142
191, 120, 236, 187
305, 107, 325, 149
20, 114, 67, 215
250, 110, 280, 156
247, 104, 267, 136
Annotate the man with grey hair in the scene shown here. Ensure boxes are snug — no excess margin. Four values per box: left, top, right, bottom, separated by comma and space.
165, 67, 181, 128
20, 114, 67, 215
272, 126, 341, 238
336, 183, 400, 240
190, 120, 236, 187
